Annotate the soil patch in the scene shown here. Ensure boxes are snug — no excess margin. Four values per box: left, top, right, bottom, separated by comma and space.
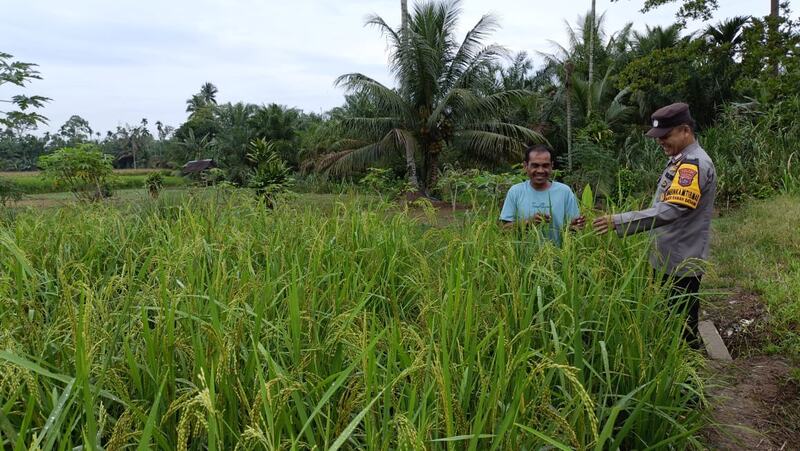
703, 290, 772, 358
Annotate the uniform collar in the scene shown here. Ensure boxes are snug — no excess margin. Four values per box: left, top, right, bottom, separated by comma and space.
669, 141, 700, 165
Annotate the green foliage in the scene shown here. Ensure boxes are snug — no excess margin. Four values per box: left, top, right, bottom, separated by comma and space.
0, 133, 48, 171
702, 98, 800, 206
99, 119, 154, 169
436, 165, 526, 209
324, 0, 542, 190
610, 0, 718, 23
359, 167, 406, 199
580, 183, 595, 211
57, 115, 93, 146
617, 41, 705, 120
736, 12, 800, 104
0, 52, 50, 133
144, 172, 164, 198
0, 177, 22, 206
199, 167, 225, 186
249, 103, 304, 167
37, 144, 114, 202
783, 152, 799, 194
246, 139, 293, 205
185, 82, 218, 114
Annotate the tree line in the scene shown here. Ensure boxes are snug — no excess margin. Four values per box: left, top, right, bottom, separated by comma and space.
1, 0, 798, 197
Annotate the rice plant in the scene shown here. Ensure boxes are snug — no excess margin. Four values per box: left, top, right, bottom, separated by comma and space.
0, 192, 706, 449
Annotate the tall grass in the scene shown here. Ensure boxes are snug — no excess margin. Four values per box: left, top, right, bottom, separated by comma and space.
0, 193, 705, 449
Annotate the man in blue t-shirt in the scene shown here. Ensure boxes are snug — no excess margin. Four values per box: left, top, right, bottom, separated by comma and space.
500, 144, 584, 244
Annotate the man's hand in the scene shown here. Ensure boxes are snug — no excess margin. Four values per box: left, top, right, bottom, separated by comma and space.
592, 215, 614, 235
529, 212, 551, 225
569, 215, 586, 231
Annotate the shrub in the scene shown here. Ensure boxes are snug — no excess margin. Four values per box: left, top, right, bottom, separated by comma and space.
144, 172, 164, 198
247, 138, 293, 206
0, 178, 22, 206
37, 144, 114, 202
436, 165, 527, 209
360, 167, 407, 200
702, 98, 800, 206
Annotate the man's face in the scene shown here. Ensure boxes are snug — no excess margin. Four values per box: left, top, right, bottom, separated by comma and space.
525, 151, 552, 188
657, 125, 691, 157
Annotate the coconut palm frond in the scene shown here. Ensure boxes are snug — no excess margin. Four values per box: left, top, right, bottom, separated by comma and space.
453, 129, 527, 162
318, 129, 403, 176
444, 13, 501, 87
606, 87, 633, 125
334, 73, 411, 120
336, 117, 403, 142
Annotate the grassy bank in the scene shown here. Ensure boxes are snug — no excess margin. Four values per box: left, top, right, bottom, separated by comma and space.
0, 194, 705, 449
707, 194, 800, 358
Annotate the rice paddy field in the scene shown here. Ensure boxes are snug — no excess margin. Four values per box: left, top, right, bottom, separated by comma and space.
0, 169, 186, 194
0, 192, 706, 449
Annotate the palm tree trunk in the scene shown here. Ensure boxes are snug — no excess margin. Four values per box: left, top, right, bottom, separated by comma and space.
565, 61, 574, 172
770, 0, 780, 75
587, 0, 596, 119
405, 146, 420, 190
401, 0, 408, 35
423, 142, 442, 194
400, 0, 421, 191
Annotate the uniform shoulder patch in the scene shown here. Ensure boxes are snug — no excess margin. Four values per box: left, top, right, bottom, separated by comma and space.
677, 166, 697, 187
663, 161, 701, 209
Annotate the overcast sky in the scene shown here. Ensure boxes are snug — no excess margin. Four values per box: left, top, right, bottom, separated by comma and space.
2, 0, 786, 135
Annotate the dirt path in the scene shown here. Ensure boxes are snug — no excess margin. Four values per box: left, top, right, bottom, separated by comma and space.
702, 291, 800, 450
704, 357, 798, 450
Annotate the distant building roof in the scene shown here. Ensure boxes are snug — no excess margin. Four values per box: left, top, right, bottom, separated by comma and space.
182, 159, 218, 174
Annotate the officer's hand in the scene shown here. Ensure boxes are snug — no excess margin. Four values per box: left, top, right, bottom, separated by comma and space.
569, 215, 586, 231
529, 213, 551, 225
592, 215, 614, 235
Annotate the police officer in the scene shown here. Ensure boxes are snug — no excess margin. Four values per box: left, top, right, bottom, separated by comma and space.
593, 103, 716, 347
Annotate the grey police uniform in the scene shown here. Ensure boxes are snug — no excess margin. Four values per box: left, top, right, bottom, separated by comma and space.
612, 141, 716, 277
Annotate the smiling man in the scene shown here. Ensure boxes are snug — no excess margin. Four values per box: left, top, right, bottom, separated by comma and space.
593, 103, 717, 348
500, 144, 584, 244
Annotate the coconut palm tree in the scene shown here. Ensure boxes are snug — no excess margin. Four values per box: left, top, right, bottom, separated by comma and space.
178, 129, 215, 161
536, 12, 633, 162
321, 0, 541, 192
541, 12, 632, 85
199, 82, 219, 105
185, 83, 219, 115
632, 24, 685, 55
185, 94, 206, 114
703, 16, 749, 49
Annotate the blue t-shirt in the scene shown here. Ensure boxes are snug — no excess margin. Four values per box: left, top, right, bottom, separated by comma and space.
499, 181, 580, 244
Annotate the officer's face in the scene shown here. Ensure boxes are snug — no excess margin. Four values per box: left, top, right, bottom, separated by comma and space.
657, 125, 691, 156
525, 151, 552, 188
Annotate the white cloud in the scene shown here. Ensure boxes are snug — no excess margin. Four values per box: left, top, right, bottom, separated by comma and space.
1, 0, 779, 135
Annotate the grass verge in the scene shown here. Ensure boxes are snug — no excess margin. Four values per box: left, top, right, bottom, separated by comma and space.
707, 194, 800, 359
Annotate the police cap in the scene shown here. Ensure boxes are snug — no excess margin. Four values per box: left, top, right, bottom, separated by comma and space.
645, 102, 695, 138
